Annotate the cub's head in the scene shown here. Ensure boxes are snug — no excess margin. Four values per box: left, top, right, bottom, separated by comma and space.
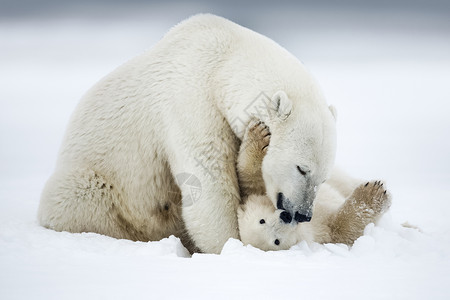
261, 90, 337, 224
238, 195, 298, 251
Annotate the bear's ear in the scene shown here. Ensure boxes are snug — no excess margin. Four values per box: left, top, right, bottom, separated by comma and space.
329, 105, 337, 121
271, 91, 292, 120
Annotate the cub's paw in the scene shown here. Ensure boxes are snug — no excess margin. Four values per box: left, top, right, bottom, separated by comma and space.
242, 119, 271, 154
352, 181, 392, 216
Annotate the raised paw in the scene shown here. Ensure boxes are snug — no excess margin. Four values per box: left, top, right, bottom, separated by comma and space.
242, 119, 271, 154
353, 180, 392, 216
237, 119, 271, 197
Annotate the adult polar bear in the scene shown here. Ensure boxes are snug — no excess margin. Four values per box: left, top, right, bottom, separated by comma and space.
38, 14, 337, 253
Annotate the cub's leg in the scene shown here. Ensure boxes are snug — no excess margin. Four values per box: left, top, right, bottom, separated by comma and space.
236, 119, 271, 199
329, 181, 392, 245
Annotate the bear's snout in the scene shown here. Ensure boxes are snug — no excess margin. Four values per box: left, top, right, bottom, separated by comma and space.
277, 192, 313, 224
278, 193, 292, 223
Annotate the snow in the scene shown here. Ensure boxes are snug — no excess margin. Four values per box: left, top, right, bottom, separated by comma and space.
1, 6, 450, 300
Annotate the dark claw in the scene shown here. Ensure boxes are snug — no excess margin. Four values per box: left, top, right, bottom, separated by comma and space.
384, 190, 386, 194
365, 182, 369, 187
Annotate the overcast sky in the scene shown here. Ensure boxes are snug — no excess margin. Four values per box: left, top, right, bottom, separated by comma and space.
1, 0, 450, 19
2, 0, 449, 48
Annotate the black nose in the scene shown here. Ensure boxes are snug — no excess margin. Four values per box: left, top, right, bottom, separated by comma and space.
294, 212, 312, 223
279, 211, 292, 223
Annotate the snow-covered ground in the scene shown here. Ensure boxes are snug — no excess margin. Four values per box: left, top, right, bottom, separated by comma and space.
1, 5, 450, 299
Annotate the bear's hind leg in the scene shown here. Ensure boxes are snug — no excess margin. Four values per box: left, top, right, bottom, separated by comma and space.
38, 168, 131, 240
329, 181, 392, 245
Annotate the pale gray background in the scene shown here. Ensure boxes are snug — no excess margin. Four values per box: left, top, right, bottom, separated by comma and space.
1, 1, 450, 299
1, 0, 449, 224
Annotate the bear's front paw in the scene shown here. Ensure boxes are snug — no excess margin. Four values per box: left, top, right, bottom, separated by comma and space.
352, 181, 392, 216
243, 119, 271, 154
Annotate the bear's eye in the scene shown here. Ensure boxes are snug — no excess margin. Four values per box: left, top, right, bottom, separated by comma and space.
274, 239, 280, 245
297, 165, 307, 176
259, 219, 265, 224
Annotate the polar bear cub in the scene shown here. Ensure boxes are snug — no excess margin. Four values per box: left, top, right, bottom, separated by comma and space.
236, 120, 392, 251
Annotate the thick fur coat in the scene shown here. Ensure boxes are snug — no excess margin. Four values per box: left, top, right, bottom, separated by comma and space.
38, 14, 337, 253
237, 121, 392, 251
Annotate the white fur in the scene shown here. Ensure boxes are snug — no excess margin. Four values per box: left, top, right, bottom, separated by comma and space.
238, 195, 298, 251
38, 14, 336, 254
238, 168, 363, 250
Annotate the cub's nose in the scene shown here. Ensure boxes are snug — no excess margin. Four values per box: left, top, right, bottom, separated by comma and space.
279, 211, 292, 224
294, 212, 312, 223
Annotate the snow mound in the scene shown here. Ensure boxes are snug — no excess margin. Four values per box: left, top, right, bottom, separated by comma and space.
220, 213, 446, 262
0, 221, 190, 259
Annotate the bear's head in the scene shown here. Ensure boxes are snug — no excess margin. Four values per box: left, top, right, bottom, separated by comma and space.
238, 194, 298, 251
261, 90, 337, 224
